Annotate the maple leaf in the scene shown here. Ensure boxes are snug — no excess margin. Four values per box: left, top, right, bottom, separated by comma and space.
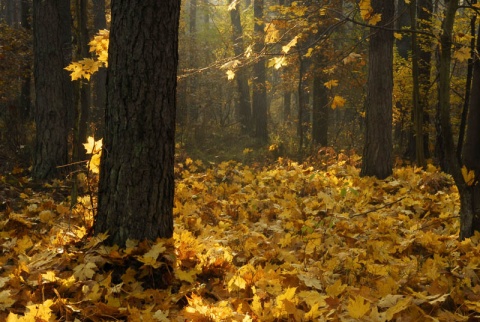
83, 136, 103, 154
324, 79, 339, 89
73, 262, 97, 280
461, 166, 475, 186
331, 95, 346, 109
326, 279, 346, 297
454, 46, 471, 62
282, 36, 298, 53
226, 70, 235, 80
136, 240, 166, 268
347, 296, 370, 318
0, 290, 15, 310
23, 299, 54, 321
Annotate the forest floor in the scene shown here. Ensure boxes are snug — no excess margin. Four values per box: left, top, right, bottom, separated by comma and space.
0, 154, 478, 321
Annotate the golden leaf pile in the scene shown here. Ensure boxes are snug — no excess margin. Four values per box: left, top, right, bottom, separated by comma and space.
1, 156, 479, 320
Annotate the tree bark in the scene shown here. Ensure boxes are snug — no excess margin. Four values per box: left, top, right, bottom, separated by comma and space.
32, 0, 73, 179
91, 0, 107, 138
72, 0, 90, 162
94, 0, 180, 246
361, 0, 394, 179
229, 0, 251, 133
312, 72, 328, 147
252, 0, 268, 143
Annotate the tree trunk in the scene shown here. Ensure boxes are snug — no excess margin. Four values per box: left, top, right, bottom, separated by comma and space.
19, 0, 31, 120
252, 0, 268, 143
229, 0, 251, 133
312, 72, 328, 147
411, 0, 426, 167
94, 0, 180, 246
463, 21, 480, 173
72, 0, 90, 163
91, 0, 107, 138
32, 0, 73, 179
460, 23, 480, 238
361, 0, 394, 179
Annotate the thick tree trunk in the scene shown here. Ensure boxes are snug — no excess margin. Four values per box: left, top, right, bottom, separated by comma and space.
252, 0, 268, 143
463, 25, 480, 173
361, 0, 394, 179
94, 0, 180, 246
32, 0, 73, 179
229, 0, 251, 133
460, 24, 480, 238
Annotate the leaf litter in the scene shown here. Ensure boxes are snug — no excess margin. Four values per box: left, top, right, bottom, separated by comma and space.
0, 157, 478, 321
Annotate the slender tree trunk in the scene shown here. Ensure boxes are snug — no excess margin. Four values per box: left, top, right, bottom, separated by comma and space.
229, 0, 251, 133
283, 91, 291, 122
361, 0, 394, 179
19, 0, 31, 120
91, 0, 106, 138
252, 0, 268, 143
312, 72, 328, 147
72, 0, 90, 162
95, 0, 180, 246
411, 0, 426, 167
32, 0, 73, 179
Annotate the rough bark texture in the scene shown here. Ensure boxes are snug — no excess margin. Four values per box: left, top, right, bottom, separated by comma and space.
361, 0, 394, 179
32, 0, 73, 179
94, 0, 180, 246
253, 0, 268, 143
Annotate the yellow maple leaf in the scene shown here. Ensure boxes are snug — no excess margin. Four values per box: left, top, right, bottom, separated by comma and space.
369, 13, 382, 25
331, 95, 346, 109
385, 296, 411, 320
0, 290, 15, 310
326, 279, 346, 297
347, 295, 371, 318
83, 136, 103, 154
175, 268, 198, 284
461, 166, 475, 186
454, 46, 471, 62
73, 262, 97, 280
226, 70, 235, 80
136, 240, 166, 268
41, 271, 57, 283
24, 299, 54, 321
324, 79, 339, 89
282, 36, 298, 54
359, 0, 373, 21
276, 287, 297, 308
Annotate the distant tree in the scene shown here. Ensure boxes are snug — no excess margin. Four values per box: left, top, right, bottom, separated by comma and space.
229, 0, 251, 134
94, 0, 181, 246
361, 0, 395, 179
32, 0, 73, 179
252, 0, 268, 143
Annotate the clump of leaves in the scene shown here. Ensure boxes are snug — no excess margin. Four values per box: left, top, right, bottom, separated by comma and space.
1, 148, 479, 320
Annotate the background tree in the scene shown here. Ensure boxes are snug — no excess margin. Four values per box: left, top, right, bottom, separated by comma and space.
32, 0, 73, 179
94, 0, 181, 246
361, 0, 395, 179
229, 0, 252, 134
253, 0, 268, 143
